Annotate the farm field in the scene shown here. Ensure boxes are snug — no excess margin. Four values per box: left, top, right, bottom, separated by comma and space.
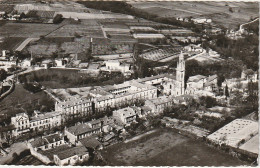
129, 1, 259, 29
101, 129, 248, 166
0, 37, 26, 51
0, 23, 61, 38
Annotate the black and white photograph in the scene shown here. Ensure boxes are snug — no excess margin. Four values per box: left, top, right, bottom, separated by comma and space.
0, 0, 258, 166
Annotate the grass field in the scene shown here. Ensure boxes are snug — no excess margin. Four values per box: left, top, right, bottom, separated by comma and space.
101, 129, 248, 166
129, 1, 259, 29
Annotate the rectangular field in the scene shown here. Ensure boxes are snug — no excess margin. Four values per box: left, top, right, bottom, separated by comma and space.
0, 23, 61, 38
101, 128, 248, 166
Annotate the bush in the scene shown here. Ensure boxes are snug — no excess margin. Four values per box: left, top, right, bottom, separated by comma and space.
53, 14, 63, 24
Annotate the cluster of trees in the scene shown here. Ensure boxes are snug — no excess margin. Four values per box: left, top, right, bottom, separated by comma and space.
0, 69, 7, 81
53, 14, 63, 24
18, 69, 126, 89
208, 34, 258, 71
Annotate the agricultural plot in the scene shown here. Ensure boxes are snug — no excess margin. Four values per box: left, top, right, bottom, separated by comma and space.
0, 37, 26, 51
0, 23, 61, 38
129, 1, 259, 29
46, 24, 104, 38
0, 4, 14, 13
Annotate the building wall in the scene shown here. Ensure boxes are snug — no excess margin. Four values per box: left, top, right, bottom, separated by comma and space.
64, 129, 77, 144
54, 153, 89, 166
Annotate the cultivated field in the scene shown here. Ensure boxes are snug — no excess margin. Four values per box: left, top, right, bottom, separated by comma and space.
0, 23, 61, 38
129, 1, 259, 29
0, 37, 26, 51
101, 129, 248, 166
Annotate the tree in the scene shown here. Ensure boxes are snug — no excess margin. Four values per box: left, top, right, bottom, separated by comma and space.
225, 85, 229, 99
0, 69, 7, 81
53, 14, 63, 24
19, 12, 26, 20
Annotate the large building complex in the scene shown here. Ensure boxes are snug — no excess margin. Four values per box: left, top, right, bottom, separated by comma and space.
54, 52, 187, 119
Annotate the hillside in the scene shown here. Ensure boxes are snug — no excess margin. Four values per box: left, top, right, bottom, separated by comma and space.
129, 1, 259, 29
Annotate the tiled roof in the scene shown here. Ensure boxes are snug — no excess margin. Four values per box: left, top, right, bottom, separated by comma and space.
30, 111, 61, 122
31, 138, 48, 148
67, 123, 100, 136
79, 137, 101, 149
187, 75, 207, 83
55, 146, 88, 160
44, 134, 62, 144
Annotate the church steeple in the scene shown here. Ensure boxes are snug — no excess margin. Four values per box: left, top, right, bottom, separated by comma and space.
176, 51, 185, 95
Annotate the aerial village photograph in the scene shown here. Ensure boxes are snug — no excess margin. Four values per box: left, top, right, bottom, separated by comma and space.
0, 0, 258, 166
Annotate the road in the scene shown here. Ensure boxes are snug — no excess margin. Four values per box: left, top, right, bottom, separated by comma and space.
15, 38, 40, 52
6, 67, 45, 81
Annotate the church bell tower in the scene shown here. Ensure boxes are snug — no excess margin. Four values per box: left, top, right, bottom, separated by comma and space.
176, 51, 185, 95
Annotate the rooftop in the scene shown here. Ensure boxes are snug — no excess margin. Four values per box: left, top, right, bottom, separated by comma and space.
239, 134, 259, 154
55, 146, 88, 160
207, 119, 259, 148
66, 123, 100, 136
187, 75, 207, 83
30, 111, 61, 122
113, 107, 136, 118
148, 96, 174, 106
79, 136, 101, 149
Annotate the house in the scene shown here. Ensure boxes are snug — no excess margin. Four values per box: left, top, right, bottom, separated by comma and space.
192, 17, 212, 24
21, 59, 32, 67
41, 60, 52, 69
103, 60, 131, 74
55, 59, 67, 67
185, 74, 218, 95
144, 96, 174, 114
28, 133, 65, 152
29, 111, 62, 132
65, 123, 101, 145
113, 107, 137, 126
11, 113, 30, 136
53, 146, 89, 166
204, 75, 218, 92
11, 111, 63, 136
77, 136, 102, 150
